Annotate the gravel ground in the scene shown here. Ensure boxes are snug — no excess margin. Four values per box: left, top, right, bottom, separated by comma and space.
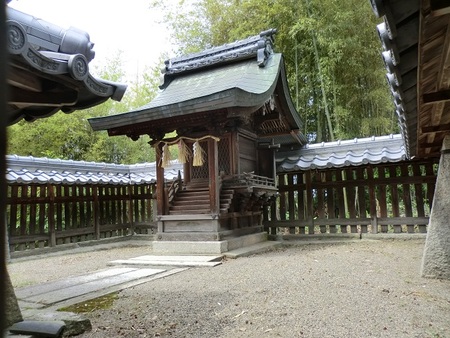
8, 239, 450, 338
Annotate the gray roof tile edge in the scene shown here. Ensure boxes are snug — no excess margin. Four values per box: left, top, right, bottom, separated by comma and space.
6, 155, 183, 185
276, 134, 406, 171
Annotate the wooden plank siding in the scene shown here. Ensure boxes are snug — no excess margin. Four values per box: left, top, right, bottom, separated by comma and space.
265, 160, 438, 235
6, 183, 156, 252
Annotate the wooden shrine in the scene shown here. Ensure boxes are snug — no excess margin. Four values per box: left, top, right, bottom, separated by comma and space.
89, 29, 306, 250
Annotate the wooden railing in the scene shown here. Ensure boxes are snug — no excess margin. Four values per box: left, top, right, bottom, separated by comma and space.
264, 159, 438, 235
165, 171, 182, 213
7, 183, 156, 252
7, 159, 439, 253
223, 173, 276, 189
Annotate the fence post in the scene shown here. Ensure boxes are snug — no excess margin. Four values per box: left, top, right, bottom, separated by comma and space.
305, 170, 314, 234
367, 166, 377, 234
270, 197, 277, 235
93, 186, 100, 240
371, 216, 378, 234
127, 185, 134, 235
47, 184, 56, 247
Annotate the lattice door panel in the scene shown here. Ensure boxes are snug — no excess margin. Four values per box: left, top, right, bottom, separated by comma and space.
191, 141, 209, 180
218, 137, 231, 175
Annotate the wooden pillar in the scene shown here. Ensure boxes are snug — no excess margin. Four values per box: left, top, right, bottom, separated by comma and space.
326, 171, 335, 233
367, 166, 377, 234
305, 170, 314, 234
127, 185, 134, 235
287, 174, 295, 234
412, 163, 426, 233
401, 165, 413, 233
208, 138, 219, 215
93, 186, 100, 240
377, 167, 388, 232
47, 184, 56, 247
389, 166, 401, 233
183, 161, 191, 185
297, 173, 305, 234
155, 142, 165, 216
231, 132, 239, 175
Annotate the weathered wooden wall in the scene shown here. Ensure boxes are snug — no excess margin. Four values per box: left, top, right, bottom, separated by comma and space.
264, 159, 438, 235
7, 183, 155, 252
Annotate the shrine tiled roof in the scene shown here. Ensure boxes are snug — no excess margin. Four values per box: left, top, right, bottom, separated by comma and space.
6, 5, 127, 125
276, 134, 406, 171
6, 155, 182, 185
88, 29, 306, 146
369, 1, 450, 158
91, 54, 283, 128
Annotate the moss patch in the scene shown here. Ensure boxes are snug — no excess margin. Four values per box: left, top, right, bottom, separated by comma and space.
58, 292, 119, 313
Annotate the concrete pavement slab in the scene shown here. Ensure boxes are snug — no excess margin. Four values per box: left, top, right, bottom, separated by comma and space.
223, 241, 282, 258
108, 255, 223, 267
20, 268, 165, 306
15, 267, 137, 299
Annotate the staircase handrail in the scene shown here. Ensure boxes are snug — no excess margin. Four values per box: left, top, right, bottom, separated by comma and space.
167, 170, 183, 205
222, 172, 276, 189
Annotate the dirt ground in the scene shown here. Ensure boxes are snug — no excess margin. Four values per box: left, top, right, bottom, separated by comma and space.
8, 238, 450, 338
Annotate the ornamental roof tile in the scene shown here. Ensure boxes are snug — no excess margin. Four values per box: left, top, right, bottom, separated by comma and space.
276, 134, 406, 171
88, 29, 305, 147
6, 5, 127, 125
6, 155, 182, 185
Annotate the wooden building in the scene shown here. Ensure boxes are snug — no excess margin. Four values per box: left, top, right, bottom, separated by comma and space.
6, 5, 126, 125
369, 0, 450, 278
4, 4, 129, 332
89, 29, 307, 251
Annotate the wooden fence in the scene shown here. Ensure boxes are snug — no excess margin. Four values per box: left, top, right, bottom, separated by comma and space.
7, 159, 439, 252
7, 183, 156, 252
264, 159, 438, 235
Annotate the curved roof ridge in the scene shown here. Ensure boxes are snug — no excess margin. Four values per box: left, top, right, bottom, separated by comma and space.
277, 134, 406, 171
160, 29, 277, 88
6, 155, 182, 185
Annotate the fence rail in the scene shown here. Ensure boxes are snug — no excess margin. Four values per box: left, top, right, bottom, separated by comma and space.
7, 159, 439, 253
264, 159, 438, 236
7, 183, 156, 252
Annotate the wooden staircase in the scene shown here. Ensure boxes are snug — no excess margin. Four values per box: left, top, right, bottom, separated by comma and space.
220, 188, 234, 214
168, 180, 234, 215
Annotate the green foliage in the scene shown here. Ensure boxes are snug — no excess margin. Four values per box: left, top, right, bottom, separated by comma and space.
151, 0, 397, 142
8, 1, 399, 163
7, 52, 160, 164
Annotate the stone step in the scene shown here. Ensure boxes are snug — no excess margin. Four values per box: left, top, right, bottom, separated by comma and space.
172, 199, 210, 206
223, 241, 282, 259
177, 191, 209, 197
169, 210, 210, 215
170, 204, 210, 210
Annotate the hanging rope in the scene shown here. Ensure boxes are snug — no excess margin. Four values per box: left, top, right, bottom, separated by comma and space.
192, 141, 205, 166
177, 139, 191, 164
161, 143, 171, 168
156, 135, 220, 168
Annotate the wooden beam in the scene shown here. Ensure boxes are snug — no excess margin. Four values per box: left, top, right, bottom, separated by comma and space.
421, 123, 450, 134
420, 140, 444, 148
7, 68, 42, 92
254, 112, 280, 126
423, 90, 450, 104
430, 0, 450, 16
8, 87, 77, 106
290, 130, 304, 144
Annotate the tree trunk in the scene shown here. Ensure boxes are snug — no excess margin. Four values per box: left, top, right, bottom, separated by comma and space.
307, 0, 335, 142
3, 209, 23, 330
4, 268, 23, 328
